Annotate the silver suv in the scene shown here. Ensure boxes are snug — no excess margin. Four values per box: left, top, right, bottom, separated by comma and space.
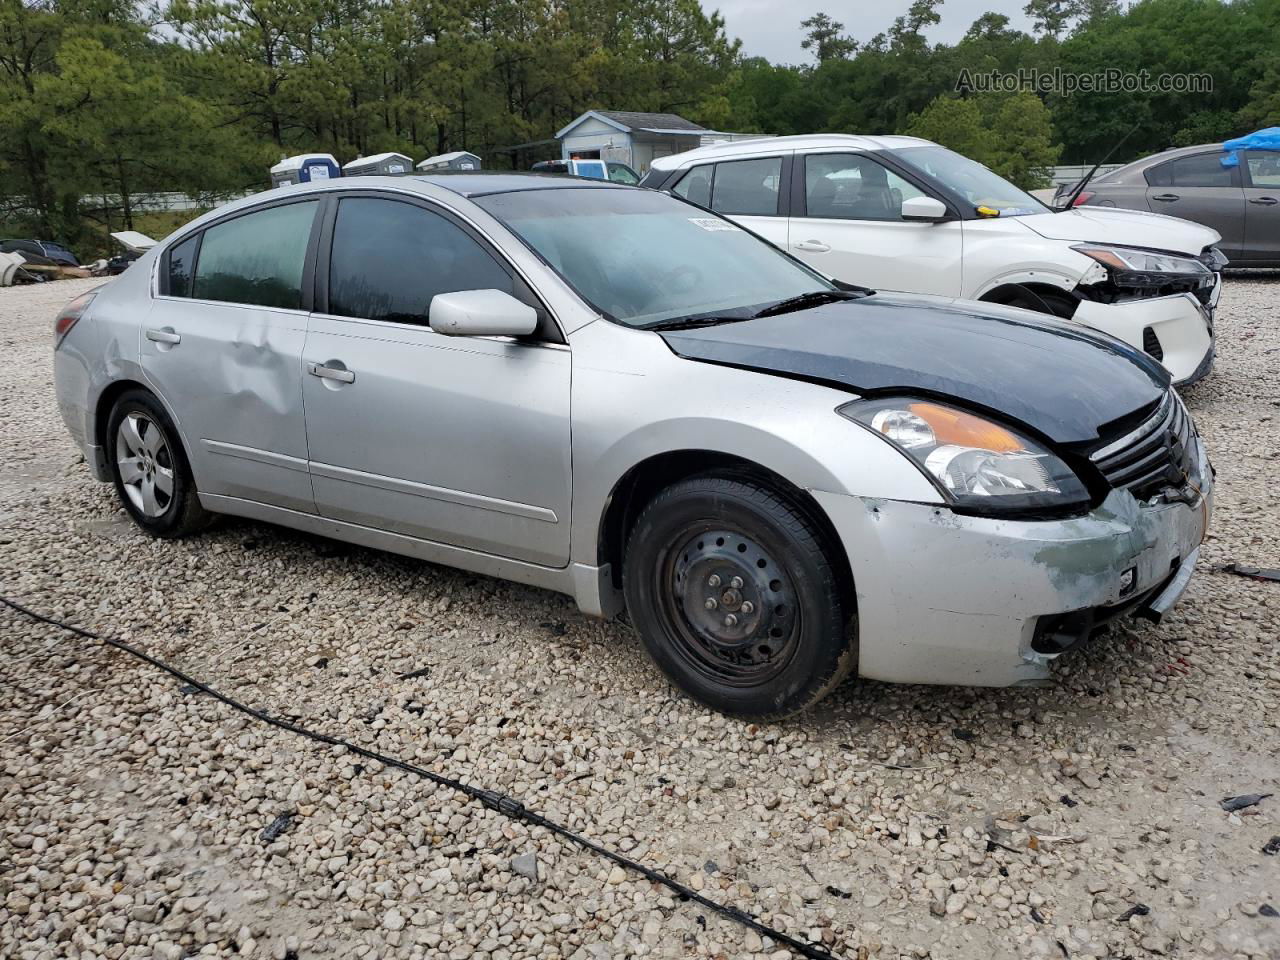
54, 174, 1212, 717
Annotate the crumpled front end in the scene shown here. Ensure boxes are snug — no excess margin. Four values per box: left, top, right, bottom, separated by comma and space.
813, 436, 1212, 687
1073, 285, 1217, 386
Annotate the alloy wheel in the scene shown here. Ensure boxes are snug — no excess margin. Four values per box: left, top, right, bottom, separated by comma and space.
115, 412, 175, 518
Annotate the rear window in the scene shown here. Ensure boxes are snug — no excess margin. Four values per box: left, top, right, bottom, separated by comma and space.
192, 201, 318, 309
166, 235, 198, 298
1146, 153, 1237, 188
671, 157, 783, 216
710, 157, 782, 216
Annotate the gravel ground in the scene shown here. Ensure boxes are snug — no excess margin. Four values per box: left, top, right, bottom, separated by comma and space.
2, 275, 1278, 960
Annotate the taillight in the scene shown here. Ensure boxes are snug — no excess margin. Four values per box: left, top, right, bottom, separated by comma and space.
1072, 191, 1094, 207
53, 290, 99, 349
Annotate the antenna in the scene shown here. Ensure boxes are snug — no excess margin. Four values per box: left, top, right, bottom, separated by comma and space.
1061, 124, 1140, 211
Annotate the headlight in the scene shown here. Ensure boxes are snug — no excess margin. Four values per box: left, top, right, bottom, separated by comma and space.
840, 398, 1090, 511
1071, 243, 1212, 289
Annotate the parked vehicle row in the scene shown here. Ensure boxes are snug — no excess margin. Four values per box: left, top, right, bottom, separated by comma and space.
54, 174, 1213, 717
641, 135, 1223, 386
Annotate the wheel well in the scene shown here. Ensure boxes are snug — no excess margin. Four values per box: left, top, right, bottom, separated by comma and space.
598, 450, 854, 603
93, 379, 151, 449
981, 282, 1079, 318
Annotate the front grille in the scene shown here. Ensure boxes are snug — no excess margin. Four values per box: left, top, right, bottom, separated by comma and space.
1142, 326, 1164, 361
1090, 392, 1196, 499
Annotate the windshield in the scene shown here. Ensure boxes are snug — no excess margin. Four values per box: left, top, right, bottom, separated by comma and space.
894, 145, 1049, 218
475, 187, 834, 327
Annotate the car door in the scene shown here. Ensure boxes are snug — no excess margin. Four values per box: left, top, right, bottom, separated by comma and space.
671, 155, 791, 251
1242, 149, 1280, 263
302, 193, 572, 567
141, 198, 320, 513
1144, 151, 1246, 259
787, 151, 963, 296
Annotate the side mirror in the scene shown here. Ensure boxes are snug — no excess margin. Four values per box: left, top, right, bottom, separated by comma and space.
901, 196, 950, 222
429, 289, 538, 338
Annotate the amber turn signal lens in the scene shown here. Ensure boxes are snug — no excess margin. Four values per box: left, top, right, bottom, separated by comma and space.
907, 402, 1024, 453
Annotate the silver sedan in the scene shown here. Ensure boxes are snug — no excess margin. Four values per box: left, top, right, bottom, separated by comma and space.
53, 174, 1212, 717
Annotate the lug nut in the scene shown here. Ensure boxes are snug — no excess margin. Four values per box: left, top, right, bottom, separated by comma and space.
723, 614, 738, 627
740, 601, 754, 614
704, 598, 718, 610
707, 574, 721, 588
730, 576, 744, 589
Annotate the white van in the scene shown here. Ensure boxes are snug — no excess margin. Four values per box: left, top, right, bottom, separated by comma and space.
642, 135, 1223, 384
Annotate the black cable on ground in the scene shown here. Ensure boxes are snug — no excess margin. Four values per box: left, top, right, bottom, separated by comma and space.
0, 594, 845, 960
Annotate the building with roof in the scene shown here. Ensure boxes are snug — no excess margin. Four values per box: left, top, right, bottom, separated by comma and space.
555, 110, 769, 174
343, 152, 414, 177
269, 153, 341, 188
417, 150, 482, 172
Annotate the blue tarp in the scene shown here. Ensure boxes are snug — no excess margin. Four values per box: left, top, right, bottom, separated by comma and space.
1221, 127, 1280, 167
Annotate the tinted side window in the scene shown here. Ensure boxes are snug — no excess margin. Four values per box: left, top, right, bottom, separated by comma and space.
1148, 153, 1235, 188
1246, 149, 1280, 187
710, 157, 782, 216
804, 154, 924, 221
166, 235, 198, 298
673, 165, 712, 206
1144, 163, 1171, 187
608, 163, 639, 185
328, 197, 512, 325
192, 201, 318, 309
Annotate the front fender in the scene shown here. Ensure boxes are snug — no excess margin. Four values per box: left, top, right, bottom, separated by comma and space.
567, 321, 942, 566
962, 220, 1092, 301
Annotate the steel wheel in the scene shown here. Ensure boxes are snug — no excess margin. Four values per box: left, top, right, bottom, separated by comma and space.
661, 527, 801, 687
624, 475, 855, 719
115, 411, 175, 518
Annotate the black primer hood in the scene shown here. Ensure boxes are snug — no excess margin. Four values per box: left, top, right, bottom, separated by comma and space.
660, 294, 1170, 446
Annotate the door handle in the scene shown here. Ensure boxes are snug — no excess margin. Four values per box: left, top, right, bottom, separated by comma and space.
1152, 194, 1180, 203
794, 240, 831, 253
308, 362, 355, 384
145, 328, 181, 344
1249, 196, 1279, 205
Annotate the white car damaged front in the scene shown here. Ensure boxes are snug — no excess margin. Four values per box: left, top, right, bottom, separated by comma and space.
959, 205, 1222, 386
644, 136, 1224, 387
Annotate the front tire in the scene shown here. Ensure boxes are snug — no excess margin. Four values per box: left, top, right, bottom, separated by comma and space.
107, 390, 211, 538
623, 476, 855, 719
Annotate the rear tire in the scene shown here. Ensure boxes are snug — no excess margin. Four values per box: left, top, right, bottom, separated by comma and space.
623, 475, 855, 719
107, 390, 211, 538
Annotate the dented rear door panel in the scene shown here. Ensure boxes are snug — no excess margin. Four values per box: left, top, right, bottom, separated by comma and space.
140, 297, 315, 513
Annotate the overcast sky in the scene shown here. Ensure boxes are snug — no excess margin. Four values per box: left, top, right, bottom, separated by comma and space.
707, 0, 1036, 65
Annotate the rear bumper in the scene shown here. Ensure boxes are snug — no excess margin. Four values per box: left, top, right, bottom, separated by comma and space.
814, 437, 1212, 687
1072, 282, 1216, 385
54, 349, 110, 481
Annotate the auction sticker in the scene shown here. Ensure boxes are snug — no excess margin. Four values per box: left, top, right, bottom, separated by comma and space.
689, 218, 739, 232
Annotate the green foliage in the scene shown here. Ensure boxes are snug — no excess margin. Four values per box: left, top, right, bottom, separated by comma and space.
800, 13, 856, 63
904, 91, 1062, 188
905, 95, 995, 161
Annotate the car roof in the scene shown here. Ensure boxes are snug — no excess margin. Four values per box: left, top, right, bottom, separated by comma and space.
411, 172, 625, 197
650, 133, 935, 170
163, 173, 630, 247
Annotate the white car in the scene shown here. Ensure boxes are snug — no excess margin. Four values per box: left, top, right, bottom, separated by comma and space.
642, 135, 1223, 385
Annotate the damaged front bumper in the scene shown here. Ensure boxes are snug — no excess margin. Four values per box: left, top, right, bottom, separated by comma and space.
813, 437, 1212, 687
1072, 276, 1218, 387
